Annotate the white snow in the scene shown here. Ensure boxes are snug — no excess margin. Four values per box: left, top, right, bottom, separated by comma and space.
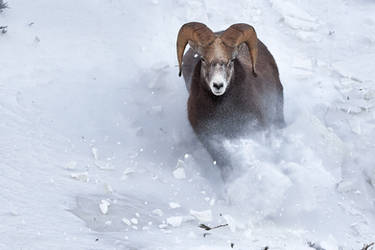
130, 218, 138, 225
94, 160, 115, 170
1, 0, 375, 249
65, 161, 77, 170
91, 147, 99, 160
190, 209, 213, 223
166, 216, 183, 227
222, 214, 237, 233
104, 183, 113, 194
271, 0, 320, 31
99, 200, 110, 215
169, 202, 181, 209
152, 208, 164, 217
121, 217, 132, 226
70, 172, 89, 182
173, 167, 186, 179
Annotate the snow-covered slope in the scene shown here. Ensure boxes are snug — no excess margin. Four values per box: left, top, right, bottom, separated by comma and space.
1, 0, 375, 249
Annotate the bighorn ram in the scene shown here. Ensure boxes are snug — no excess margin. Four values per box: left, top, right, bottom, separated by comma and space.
176, 22, 285, 169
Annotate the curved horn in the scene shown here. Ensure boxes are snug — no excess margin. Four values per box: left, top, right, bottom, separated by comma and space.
176, 22, 215, 77
220, 23, 258, 76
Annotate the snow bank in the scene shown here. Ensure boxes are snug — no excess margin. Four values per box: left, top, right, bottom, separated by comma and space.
1, 0, 375, 249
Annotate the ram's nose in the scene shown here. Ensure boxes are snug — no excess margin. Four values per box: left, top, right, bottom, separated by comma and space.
213, 82, 224, 90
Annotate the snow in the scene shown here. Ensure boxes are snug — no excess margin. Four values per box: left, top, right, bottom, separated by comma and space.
271, 0, 320, 31
65, 161, 77, 170
169, 202, 182, 209
173, 165, 187, 179
166, 216, 183, 227
1, 0, 375, 249
99, 200, 110, 215
121, 217, 131, 226
91, 147, 99, 160
70, 171, 90, 183
190, 209, 213, 223
130, 218, 138, 225
152, 208, 164, 217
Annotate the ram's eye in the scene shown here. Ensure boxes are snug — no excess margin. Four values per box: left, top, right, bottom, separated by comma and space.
200, 57, 206, 63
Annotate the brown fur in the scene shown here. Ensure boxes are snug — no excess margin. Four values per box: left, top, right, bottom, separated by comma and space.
181, 34, 285, 168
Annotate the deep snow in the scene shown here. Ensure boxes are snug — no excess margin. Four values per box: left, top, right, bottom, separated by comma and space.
1, 0, 375, 249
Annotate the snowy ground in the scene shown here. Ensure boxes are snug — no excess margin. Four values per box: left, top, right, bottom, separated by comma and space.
1, 0, 375, 249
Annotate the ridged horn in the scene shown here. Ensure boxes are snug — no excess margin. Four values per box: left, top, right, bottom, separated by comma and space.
220, 23, 258, 76
176, 22, 215, 77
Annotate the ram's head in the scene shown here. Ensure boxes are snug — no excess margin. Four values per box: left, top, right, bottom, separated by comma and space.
177, 22, 258, 96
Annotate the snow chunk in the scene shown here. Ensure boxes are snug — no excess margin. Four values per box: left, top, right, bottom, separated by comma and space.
166, 216, 183, 227
70, 172, 89, 182
169, 202, 181, 209
152, 208, 164, 216
173, 167, 186, 180
65, 161, 77, 170
130, 218, 138, 224
176, 159, 184, 168
173, 160, 187, 179
121, 217, 131, 226
91, 147, 98, 160
99, 200, 110, 214
104, 183, 113, 194
209, 198, 215, 207
190, 209, 212, 222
